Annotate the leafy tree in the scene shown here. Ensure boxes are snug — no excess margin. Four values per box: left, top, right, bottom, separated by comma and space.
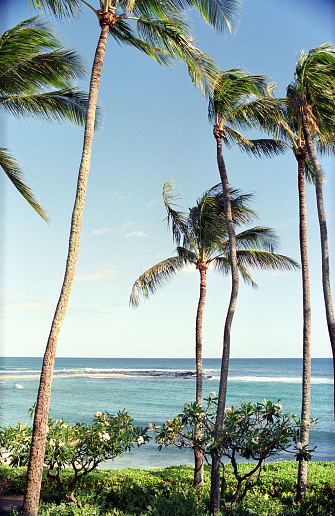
23, 2, 242, 514
207, 69, 285, 515
156, 396, 315, 508
1, 409, 148, 503
131, 179, 298, 487
0, 17, 90, 221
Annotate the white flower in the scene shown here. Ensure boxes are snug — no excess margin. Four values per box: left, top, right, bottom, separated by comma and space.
98, 432, 110, 441
94, 412, 102, 418
137, 436, 145, 445
210, 392, 216, 396
61, 423, 69, 429
49, 439, 55, 447
58, 441, 65, 447
275, 403, 282, 410
225, 407, 231, 413
46, 426, 50, 434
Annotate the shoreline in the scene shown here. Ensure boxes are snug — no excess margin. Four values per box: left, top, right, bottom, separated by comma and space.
0, 372, 135, 380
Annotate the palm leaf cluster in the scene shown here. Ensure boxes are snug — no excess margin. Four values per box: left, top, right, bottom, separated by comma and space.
30, 0, 242, 96
0, 17, 90, 221
209, 68, 287, 157
130, 180, 298, 307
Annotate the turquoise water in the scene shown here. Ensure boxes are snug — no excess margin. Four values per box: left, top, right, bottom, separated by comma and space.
0, 357, 334, 468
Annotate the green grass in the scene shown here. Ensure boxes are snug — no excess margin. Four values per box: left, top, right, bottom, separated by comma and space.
1, 462, 334, 515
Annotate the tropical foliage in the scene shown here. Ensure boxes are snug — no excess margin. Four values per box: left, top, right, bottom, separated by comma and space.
0, 408, 148, 503
0, 17, 90, 221
21, 2, 242, 513
156, 396, 316, 507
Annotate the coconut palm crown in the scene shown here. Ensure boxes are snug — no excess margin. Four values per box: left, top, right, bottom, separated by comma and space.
0, 17, 92, 221
130, 179, 298, 309
30, 0, 243, 96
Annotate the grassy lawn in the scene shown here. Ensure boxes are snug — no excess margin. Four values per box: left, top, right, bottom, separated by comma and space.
1, 462, 334, 515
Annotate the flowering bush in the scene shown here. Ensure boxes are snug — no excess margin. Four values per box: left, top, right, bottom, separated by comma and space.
0, 408, 149, 502
156, 396, 317, 505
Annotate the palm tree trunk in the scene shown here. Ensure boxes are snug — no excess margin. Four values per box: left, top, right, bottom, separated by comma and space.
295, 152, 312, 501
194, 265, 207, 487
210, 126, 239, 515
22, 22, 110, 516
301, 112, 335, 415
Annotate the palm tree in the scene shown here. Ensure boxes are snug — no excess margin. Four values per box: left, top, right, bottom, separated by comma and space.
208, 69, 286, 514
258, 99, 316, 501
23, 2, 242, 514
0, 17, 91, 222
130, 179, 298, 488
289, 45, 335, 417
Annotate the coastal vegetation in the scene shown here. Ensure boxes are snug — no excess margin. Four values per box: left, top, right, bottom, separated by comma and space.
1, 462, 334, 515
21, 1, 241, 513
0, 16, 90, 221
0, 409, 148, 503
3, 1, 334, 515
131, 181, 298, 487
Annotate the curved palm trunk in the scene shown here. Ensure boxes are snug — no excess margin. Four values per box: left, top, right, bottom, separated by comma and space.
22, 20, 111, 516
210, 126, 239, 515
301, 112, 335, 414
194, 264, 207, 487
295, 151, 312, 501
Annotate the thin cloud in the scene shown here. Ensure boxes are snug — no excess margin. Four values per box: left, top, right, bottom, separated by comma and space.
111, 190, 126, 200
125, 231, 149, 238
92, 228, 112, 236
75, 266, 118, 283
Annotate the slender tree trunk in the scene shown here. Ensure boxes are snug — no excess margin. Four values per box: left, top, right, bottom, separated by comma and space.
22, 21, 110, 516
295, 150, 312, 501
194, 264, 207, 487
210, 125, 239, 515
301, 112, 335, 414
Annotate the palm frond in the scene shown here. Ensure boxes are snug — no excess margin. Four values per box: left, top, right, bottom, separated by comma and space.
176, 246, 198, 262
0, 148, 49, 222
163, 179, 189, 246
214, 255, 258, 287
234, 227, 279, 253
135, 16, 218, 95
1, 89, 95, 126
109, 20, 173, 67
30, 0, 82, 19
173, 0, 242, 35
130, 255, 187, 307
236, 250, 299, 271
238, 139, 287, 158
209, 69, 272, 123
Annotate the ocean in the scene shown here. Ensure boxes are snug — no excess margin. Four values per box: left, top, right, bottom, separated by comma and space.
0, 357, 334, 469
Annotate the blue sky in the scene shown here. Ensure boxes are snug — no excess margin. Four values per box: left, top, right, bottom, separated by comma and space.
1, 0, 334, 358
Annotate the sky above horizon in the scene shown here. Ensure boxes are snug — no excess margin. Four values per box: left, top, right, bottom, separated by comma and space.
1, 0, 335, 359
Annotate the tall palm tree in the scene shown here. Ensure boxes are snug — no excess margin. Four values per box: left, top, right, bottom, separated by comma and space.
208, 69, 285, 515
289, 45, 335, 416
258, 99, 317, 501
23, 2, 242, 514
130, 179, 298, 487
0, 17, 91, 222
